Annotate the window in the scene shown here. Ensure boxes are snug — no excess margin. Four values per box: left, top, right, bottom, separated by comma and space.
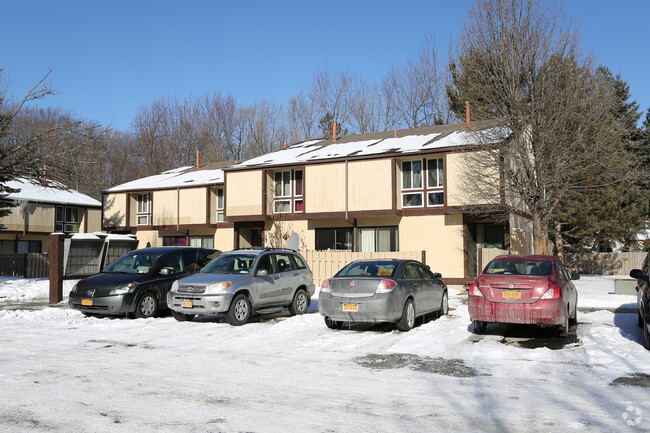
401, 158, 445, 208
315, 228, 353, 250
358, 227, 398, 252
55, 205, 80, 233
273, 169, 304, 214
216, 188, 224, 222
189, 235, 214, 249
18, 240, 41, 253
136, 193, 151, 225
163, 236, 187, 246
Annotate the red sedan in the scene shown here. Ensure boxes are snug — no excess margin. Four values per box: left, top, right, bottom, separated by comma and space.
468, 255, 579, 337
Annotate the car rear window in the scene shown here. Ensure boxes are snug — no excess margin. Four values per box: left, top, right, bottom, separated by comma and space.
336, 261, 397, 277
484, 259, 552, 276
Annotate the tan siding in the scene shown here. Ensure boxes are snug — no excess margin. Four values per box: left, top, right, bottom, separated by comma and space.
179, 188, 207, 225
2, 204, 56, 233
84, 209, 102, 233
152, 190, 178, 226
447, 151, 500, 207
347, 159, 393, 211
103, 193, 127, 228
399, 214, 465, 278
305, 163, 346, 213
227, 171, 263, 216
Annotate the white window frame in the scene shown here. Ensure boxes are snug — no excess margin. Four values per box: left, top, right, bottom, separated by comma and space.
273, 169, 304, 214
216, 188, 224, 222
136, 193, 151, 226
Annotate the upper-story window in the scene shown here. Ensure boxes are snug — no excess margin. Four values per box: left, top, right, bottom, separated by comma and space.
136, 193, 151, 225
401, 157, 444, 208
273, 169, 303, 213
55, 206, 81, 233
216, 188, 225, 222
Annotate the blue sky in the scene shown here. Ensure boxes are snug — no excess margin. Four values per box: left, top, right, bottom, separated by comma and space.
1, 0, 648, 131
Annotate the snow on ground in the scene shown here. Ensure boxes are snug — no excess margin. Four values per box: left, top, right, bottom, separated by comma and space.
0, 276, 648, 432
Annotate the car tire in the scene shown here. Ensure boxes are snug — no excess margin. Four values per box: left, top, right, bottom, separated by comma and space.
172, 310, 195, 322
289, 289, 309, 316
324, 316, 343, 329
639, 310, 644, 328
134, 293, 159, 319
558, 308, 569, 338
225, 294, 251, 326
643, 314, 650, 350
396, 299, 416, 332
472, 320, 486, 334
439, 291, 449, 317
569, 305, 578, 326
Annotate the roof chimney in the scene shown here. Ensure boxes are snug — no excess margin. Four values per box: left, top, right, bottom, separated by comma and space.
332, 121, 337, 141
394, 129, 397, 138
196, 149, 200, 168
465, 102, 470, 127
283, 141, 287, 148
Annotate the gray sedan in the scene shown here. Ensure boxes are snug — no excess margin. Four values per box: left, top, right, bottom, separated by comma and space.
318, 259, 448, 331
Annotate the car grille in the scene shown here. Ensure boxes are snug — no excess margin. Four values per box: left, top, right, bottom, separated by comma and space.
177, 285, 206, 294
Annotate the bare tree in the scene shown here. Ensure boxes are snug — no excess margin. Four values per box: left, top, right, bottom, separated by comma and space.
448, 0, 635, 254
381, 35, 450, 129
285, 92, 318, 143
243, 99, 286, 157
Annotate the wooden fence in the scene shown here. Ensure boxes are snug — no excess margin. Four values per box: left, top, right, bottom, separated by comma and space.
478, 248, 646, 276
0, 253, 50, 278
303, 250, 425, 287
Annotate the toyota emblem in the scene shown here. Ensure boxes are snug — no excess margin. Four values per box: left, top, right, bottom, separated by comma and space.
350, 281, 355, 286
87, 289, 96, 297
186, 286, 194, 292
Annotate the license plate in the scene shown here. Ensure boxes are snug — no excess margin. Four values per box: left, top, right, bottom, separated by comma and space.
81, 299, 93, 306
180, 300, 193, 308
502, 290, 521, 299
342, 304, 358, 312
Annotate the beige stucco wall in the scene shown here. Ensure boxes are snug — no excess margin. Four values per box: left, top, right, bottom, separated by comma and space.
179, 188, 207, 225
347, 159, 393, 211
305, 163, 346, 213
103, 193, 126, 228
133, 230, 158, 249
214, 227, 234, 251
265, 220, 311, 250
399, 214, 465, 278
152, 188, 206, 226
152, 190, 177, 226
226, 171, 263, 216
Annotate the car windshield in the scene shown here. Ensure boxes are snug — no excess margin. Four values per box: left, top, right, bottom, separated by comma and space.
484, 259, 552, 276
103, 252, 165, 275
336, 261, 397, 278
202, 253, 256, 274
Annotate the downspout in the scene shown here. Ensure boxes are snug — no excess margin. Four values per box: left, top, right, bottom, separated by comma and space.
345, 159, 349, 222
177, 187, 180, 233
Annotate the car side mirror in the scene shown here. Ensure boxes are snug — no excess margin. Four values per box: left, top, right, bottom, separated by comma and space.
432, 272, 442, 279
159, 268, 171, 277
630, 269, 648, 281
570, 273, 580, 280
256, 268, 269, 277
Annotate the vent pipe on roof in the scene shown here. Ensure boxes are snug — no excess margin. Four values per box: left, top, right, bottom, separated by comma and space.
465, 102, 471, 127
333, 121, 337, 141
394, 129, 397, 138
283, 141, 287, 148
42, 166, 47, 182
196, 150, 200, 168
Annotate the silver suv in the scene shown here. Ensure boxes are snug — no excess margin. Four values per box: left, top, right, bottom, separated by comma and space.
167, 248, 315, 325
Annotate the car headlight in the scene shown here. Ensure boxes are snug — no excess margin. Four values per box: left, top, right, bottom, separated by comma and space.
71, 282, 79, 294
171, 280, 179, 292
204, 281, 232, 294
109, 282, 137, 296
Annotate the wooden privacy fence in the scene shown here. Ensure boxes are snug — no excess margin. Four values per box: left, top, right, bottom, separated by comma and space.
303, 250, 425, 287
478, 248, 646, 276
0, 253, 49, 278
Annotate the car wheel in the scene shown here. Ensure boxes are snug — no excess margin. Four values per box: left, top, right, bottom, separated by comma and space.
289, 289, 309, 316
644, 315, 650, 350
639, 310, 644, 328
569, 305, 578, 326
225, 294, 251, 326
134, 293, 159, 319
558, 308, 569, 338
324, 316, 343, 329
396, 299, 416, 332
472, 320, 486, 334
439, 291, 449, 317
171, 310, 195, 322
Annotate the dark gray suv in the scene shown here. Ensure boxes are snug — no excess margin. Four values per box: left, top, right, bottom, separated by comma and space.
167, 248, 315, 325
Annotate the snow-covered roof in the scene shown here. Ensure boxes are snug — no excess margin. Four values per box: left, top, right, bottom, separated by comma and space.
103, 163, 230, 193
2, 178, 101, 207
230, 123, 510, 170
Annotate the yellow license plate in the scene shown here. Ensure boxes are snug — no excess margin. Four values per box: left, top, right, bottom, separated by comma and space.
502, 290, 521, 299
81, 299, 93, 306
180, 300, 193, 308
342, 304, 358, 312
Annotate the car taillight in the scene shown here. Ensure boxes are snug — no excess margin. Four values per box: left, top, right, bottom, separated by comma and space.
320, 279, 330, 293
541, 285, 561, 299
376, 279, 397, 293
469, 282, 484, 297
